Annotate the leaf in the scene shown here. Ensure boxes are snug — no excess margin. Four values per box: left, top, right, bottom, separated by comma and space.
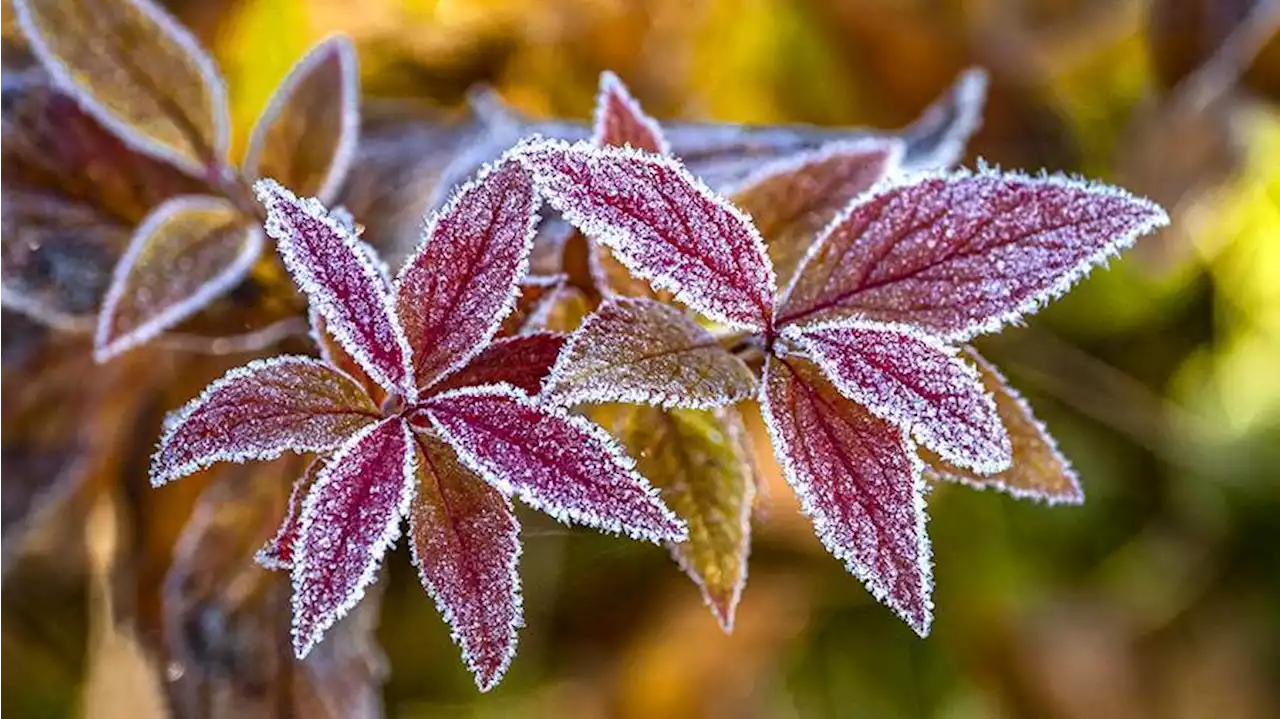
409, 434, 522, 691
500, 274, 565, 336
93, 195, 263, 361
592, 70, 670, 154
309, 308, 381, 404
541, 286, 591, 333
923, 346, 1082, 504
776, 169, 1170, 340
590, 241, 663, 300
543, 297, 756, 410
430, 333, 565, 397
393, 157, 540, 390
257, 179, 416, 398
151, 356, 379, 486
243, 36, 360, 203
419, 384, 687, 543
256, 459, 323, 571
899, 67, 988, 171
784, 318, 1010, 474
727, 139, 903, 289
613, 405, 754, 631
291, 417, 415, 658
13, 0, 229, 173
759, 355, 932, 636
515, 140, 777, 332
0, 191, 127, 326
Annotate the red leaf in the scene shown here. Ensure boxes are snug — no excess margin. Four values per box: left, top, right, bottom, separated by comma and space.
591, 71, 670, 155
409, 435, 522, 691
256, 458, 323, 571
760, 356, 932, 635
542, 297, 756, 410
256, 180, 416, 398
152, 356, 379, 486
515, 140, 776, 332
292, 418, 415, 657
785, 318, 1010, 474
243, 35, 360, 203
429, 332, 565, 396
725, 138, 902, 290
393, 157, 540, 390
776, 170, 1169, 339
420, 384, 687, 542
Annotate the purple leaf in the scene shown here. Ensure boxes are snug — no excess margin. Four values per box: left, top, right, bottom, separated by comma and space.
152, 356, 380, 486
292, 418, 415, 658
776, 169, 1169, 339
429, 333, 566, 397
256, 180, 416, 398
393, 157, 540, 390
542, 297, 756, 410
256, 458, 323, 571
785, 318, 1010, 474
419, 384, 687, 543
409, 434, 522, 691
243, 35, 360, 203
94, 195, 262, 362
515, 140, 777, 332
760, 356, 932, 635
591, 70, 670, 155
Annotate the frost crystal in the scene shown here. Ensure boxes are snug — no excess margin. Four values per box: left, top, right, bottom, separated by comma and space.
393, 157, 541, 390
760, 356, 933, 635
421, 383, 688, 543
409, 435, 523, 691
515, 140, 777, 332
256, 179, 416, 398
777, 169, 1170, 339
291, 418, 416, 658
152, 356, 378, 486
785, 319, 1011, 474
543, 297, 756, 410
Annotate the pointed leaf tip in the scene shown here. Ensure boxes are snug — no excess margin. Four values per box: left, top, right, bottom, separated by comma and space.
291, 418, 415, 658
256, 180, 416, 399
592, 70, 670, 155
422, 384, 688, 543
760, 357, 933, 635
515, 140, 777, 332
778, 170, 1169, 340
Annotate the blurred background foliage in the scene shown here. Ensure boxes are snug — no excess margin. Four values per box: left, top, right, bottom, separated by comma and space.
3, 0, 1280, 717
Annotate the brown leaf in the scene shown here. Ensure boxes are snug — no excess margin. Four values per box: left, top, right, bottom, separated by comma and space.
729, 139, 902, 289
13, 0, 230, 173
244, 36, 360, 203
922, 346, 1083, 504
610, 405, 755, 631
94, 196, 262, 362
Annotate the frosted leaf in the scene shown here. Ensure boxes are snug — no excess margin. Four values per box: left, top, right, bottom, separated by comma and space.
243, 35, 360, 203
151, 356, 379, 486
777, 169, 1170, 339
430, 333, 566, 397
785, 318, 1011, 474
256, 458, 324, 571
393, 157, 541, 390
94, 195, 262, 362
13, 0, 229, 174
308, 307, 381, 403
256, 179, 416, 398
760, 356, 932, 635
543, 297, 756, 410
591, 70, 670, 155
515, 140, 777, 332
500, 274, 566, 336
899, 67, 988, 172
923, 346, 1082, 504
420, 384, 687, 543
409, 434, 523, 691
611, 405, 754, 631
291, 418, 415, 658
726, 138, 903, 289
